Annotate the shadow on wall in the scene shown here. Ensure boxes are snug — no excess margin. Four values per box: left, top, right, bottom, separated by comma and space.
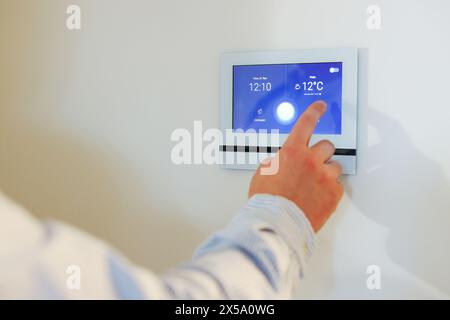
0, 123, 207, 272
350, 50, 450, 294
352, 108, 450, 293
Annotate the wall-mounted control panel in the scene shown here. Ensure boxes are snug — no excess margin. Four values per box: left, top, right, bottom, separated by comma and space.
220, 48, 358, 174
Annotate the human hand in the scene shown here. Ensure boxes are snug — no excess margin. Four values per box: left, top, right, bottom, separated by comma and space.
248, 101, 344, 232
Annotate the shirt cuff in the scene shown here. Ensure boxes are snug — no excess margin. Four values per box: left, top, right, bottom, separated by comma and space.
194, 194, 316, 281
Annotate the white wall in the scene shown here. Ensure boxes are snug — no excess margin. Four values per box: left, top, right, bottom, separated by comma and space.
0, 0, 449, 299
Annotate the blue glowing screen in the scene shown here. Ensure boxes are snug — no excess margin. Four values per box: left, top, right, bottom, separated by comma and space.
233, 62, 343, 134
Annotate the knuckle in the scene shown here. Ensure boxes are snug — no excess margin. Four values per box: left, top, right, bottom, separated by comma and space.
318, 171, 339, 191
302, 153, 318, 171
322, 178, 343, 200
331, 161, 343, 176
281, 145, 299, 158
317, 169, 330, 184
311, 140, 335, 158
323, 139, 335, 151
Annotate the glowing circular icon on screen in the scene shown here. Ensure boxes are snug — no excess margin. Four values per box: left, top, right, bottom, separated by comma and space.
275, 102, 296, 125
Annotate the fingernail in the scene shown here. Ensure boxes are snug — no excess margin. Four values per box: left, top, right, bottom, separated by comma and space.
314, 101, 327, 113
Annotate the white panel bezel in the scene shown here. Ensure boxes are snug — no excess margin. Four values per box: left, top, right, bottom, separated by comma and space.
220, 48, 358, 148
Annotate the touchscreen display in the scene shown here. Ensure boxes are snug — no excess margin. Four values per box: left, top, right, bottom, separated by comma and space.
232, 62, 343, 134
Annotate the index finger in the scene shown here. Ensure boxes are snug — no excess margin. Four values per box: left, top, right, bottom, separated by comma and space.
284, 100, 327, 147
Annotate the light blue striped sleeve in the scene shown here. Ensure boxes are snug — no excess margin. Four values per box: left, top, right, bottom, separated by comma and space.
158, 194, 315, 299
0, 192, 315, 299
